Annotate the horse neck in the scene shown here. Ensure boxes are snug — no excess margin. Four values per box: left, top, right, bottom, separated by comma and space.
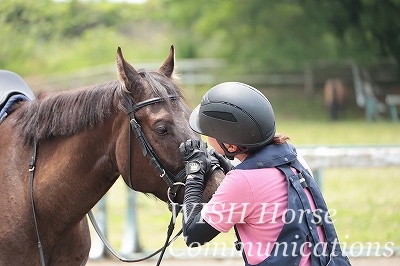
33, 112, 122, 229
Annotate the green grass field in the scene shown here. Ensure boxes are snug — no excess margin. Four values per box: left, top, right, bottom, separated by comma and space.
96, 119, 400, 253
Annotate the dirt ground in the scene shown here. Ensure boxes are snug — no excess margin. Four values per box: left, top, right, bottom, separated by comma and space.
87, 256, 400, 266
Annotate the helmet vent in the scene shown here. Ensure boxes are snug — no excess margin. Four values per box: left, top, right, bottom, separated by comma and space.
203, 111, 237, 122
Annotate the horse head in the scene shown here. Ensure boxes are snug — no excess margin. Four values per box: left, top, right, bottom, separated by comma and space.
114, 46, 224, 203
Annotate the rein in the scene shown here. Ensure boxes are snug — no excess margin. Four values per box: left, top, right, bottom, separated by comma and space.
88, 94, 186, 264
87, 210, 182, 263
28, 94, 186, 265
29, 141, 46, 266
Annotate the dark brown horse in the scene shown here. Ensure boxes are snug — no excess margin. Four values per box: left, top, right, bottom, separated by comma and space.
323, 78, 346, 120
0, 47, 224, 265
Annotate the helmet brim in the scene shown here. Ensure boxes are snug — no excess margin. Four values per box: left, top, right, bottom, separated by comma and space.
189, 104, 203, 134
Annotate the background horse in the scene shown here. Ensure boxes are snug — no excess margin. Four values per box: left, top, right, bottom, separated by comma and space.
323, 78, 346, 120
0, 46, 224, 265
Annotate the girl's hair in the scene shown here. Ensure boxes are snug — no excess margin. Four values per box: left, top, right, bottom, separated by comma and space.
271, 133, 290, 144
238, 133, 290, 154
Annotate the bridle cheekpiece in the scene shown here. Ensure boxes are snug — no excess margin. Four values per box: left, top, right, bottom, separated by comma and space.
124, 94, 187, 203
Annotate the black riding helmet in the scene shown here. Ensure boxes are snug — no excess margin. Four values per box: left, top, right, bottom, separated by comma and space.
189, 82, 276, 158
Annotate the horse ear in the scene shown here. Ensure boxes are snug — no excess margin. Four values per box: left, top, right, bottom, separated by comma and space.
116, 46, 141, 91
159, 45, 175, 78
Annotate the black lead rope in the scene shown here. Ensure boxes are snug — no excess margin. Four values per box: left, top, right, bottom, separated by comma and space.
156, 215, 177, 265
87, 209, 182, 264
29, 141, 46, 266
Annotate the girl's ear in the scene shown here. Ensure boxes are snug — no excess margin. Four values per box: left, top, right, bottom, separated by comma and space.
226, 144, 239, 153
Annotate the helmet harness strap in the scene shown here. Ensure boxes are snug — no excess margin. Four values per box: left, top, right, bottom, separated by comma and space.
217, 140, 248, 160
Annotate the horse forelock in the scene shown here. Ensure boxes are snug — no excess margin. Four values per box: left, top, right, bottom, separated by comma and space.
139, 69, 184, 99
117, 69, 186, 114
14, 81, 119, 145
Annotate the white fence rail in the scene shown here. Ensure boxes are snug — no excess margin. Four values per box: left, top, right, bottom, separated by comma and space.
298, 145, 400, 187
299, 145, 400, 168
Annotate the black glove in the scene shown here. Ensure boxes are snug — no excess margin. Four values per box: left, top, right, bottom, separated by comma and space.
209, 149, 235, 174
180, 140, 212, 240
209, 150, 223, 175
179, 139, 212, 181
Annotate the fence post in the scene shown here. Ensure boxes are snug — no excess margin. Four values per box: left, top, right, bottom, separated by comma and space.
89, 189, 141, 259
312, 168, 324, 189
89, 196, 107, 259
120, 188, 141, 255
304, 64, 313, 96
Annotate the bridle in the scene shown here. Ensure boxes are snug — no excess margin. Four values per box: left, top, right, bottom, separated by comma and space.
29, 94, 187, 265
124, 94, 187, 193
90, 94, 187, 264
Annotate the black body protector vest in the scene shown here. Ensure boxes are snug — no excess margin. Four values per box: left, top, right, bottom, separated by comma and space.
235, 143, 351, 266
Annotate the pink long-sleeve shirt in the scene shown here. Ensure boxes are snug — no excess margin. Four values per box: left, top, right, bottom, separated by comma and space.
201, 166, 326, 265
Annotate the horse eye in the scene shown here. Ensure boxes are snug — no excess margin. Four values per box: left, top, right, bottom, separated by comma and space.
155, 126, 168, 135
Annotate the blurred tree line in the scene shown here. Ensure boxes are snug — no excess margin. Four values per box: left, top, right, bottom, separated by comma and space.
0, 0, 399, 81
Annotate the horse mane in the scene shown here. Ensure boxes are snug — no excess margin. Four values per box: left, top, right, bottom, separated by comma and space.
13, 69, 184, 145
